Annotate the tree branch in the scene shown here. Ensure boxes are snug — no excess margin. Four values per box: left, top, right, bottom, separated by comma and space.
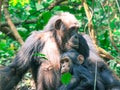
3, 0, 24, 45
82, 0, 97, 46
0, 26, 16, 39
82, 0, 114, 60
1, 0, 66, 27
1, 19, 37, 27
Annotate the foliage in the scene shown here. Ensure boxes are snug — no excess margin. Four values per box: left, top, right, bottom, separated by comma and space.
9, 0, 30, 6
0, 33, 19, 66
108, 58, 120, 78
34, 53, 48, 60
0, 0, 120, 88
61, 72, 72, 85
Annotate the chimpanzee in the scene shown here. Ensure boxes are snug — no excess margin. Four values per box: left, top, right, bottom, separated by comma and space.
66, 33, 120, 90
0, 11, 119, 90
59, 49, 105, 90
0, 12, 80, 90
59, 49, 93, 90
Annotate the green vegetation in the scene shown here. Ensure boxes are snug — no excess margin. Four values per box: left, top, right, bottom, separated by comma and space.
0, 0, 120, 89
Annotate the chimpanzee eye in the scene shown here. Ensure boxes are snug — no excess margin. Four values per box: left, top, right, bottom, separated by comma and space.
60, 60, 64, 64
69, 27, 79, 31
65, 59, 69, 62
69, 29, 78, 37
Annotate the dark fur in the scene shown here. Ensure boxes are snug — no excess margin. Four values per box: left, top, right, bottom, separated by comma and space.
67, 33, 120, 90
60, 49, 94, 90
65, 33, 89, 59
82, 34, 120, 90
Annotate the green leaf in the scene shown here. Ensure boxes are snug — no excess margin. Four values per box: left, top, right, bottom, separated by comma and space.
53, 6, 61, 11
35, 3, 44, 10
42, 11, 52, 24
110, 19, 116, 30
0, 40, 6, 50
61, 72, 72, 84
33, 53, 48, 60
108, 60, 117, 69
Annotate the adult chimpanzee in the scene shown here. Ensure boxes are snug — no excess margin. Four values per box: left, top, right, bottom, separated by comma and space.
66, 33, 120, 90
0, 12, 80, 90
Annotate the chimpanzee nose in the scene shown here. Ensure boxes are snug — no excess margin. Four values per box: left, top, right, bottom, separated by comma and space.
63, 65, 65, 67
74, 34, 79, 39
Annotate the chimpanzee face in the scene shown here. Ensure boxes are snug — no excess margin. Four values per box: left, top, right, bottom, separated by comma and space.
65, 34, 79, 50
60, 49, 84, 74
60, 57, 71, 74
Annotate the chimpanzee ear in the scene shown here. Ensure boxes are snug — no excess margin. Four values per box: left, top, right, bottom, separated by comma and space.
55, 19, 62, 30
78, 55, 84, 64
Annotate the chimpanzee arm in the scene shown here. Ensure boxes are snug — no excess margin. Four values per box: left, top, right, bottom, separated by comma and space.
71, 65, 94, 90
66, 75, 80, 90
10, 32, 43, 73
73, 65, 94, 83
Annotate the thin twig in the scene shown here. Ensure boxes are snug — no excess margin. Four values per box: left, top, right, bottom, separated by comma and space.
115, 0, 120, 13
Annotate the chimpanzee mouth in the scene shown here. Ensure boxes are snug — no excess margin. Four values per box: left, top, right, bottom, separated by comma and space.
61, 69, 69, 74
66, 42, 79, 49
